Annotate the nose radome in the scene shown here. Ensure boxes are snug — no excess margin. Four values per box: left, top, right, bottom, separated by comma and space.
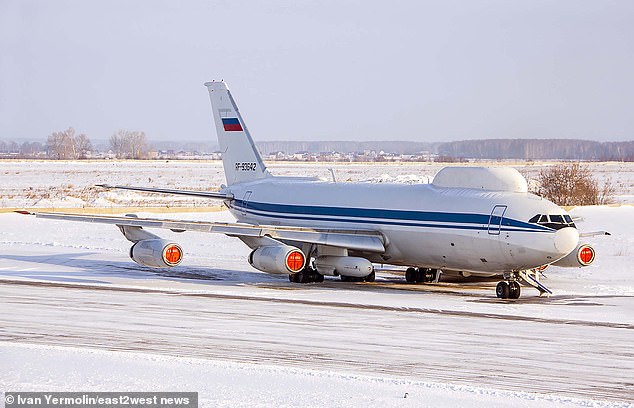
554, 227, 579, 256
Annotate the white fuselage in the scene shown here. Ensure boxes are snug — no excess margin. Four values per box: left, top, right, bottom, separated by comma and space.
222, 177, 579, 275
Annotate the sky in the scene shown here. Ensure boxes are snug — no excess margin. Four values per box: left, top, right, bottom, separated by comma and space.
1, 0, 633, 143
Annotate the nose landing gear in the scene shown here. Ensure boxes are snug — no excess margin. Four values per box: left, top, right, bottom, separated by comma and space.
496, 269, 553, 299
496, 281, 521, 299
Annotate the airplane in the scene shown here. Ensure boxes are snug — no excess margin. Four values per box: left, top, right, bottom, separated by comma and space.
20, 81, 601, 299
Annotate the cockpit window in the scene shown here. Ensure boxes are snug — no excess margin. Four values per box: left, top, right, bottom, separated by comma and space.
550, 215, 564, 224
528, 213, 576, 230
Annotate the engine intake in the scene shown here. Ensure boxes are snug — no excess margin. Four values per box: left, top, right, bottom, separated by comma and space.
130, 239, 183, 268
249, 245, 306, 274
551, 243, 595, 267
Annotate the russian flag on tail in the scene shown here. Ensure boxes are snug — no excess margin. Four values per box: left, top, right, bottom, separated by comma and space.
222, 118, 243, 132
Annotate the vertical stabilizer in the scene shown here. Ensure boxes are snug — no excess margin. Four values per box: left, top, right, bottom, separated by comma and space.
204, 81, 270, 185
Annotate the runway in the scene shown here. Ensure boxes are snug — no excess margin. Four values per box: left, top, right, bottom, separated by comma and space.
2, 279, 632, 402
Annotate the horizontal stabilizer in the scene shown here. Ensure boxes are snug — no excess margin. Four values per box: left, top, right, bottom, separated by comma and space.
579, 230, 611, 237
96, 184, 233, 200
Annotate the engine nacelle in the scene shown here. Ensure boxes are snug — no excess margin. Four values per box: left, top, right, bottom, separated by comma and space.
130, 239, 183, 268
248, 245, 306, 274
551, 243, 595, 268
314, 256, 373, 278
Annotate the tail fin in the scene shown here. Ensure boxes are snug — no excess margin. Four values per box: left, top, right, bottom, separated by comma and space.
205, 81, 270, 185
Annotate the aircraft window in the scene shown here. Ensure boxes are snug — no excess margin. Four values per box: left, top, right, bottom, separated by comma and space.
529, 213, 576, 230
550, 215, 564, 224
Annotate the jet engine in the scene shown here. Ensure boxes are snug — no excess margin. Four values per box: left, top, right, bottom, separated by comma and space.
551, 243, 595, 267
248, 245, 306, 274
130, 239, 183, 268
314, 256, 373, 278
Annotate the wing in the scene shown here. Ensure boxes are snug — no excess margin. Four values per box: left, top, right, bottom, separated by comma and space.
96, 184, 233, 200
20, 211, 386, 253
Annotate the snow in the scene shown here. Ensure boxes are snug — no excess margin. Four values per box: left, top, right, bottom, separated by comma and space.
2, 160, 634, 208
6, 344, 628, 408
1, 161, 634, 407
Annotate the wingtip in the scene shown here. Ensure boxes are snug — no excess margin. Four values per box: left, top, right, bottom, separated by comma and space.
14, 210, 33, 215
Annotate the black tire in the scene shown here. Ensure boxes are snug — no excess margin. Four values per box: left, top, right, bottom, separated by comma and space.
364, 271, 376, 282
496, 281, 510, 299
405, 267, 416, 283
340, 275, 350, 282
415, 268, 426, 283
509, 281, 521, 299
295, 270, 307, 283
314, 272, 325, 282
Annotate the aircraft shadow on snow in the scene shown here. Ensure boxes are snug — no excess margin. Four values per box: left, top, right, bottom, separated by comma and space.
0, 252, 282, 286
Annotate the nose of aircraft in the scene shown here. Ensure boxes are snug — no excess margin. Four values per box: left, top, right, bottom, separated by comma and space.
553, 227, 579, 257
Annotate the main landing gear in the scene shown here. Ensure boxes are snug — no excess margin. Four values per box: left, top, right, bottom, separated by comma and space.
288, 267, 324, 283
405, 267, 441, 284
288, 268, 375, 284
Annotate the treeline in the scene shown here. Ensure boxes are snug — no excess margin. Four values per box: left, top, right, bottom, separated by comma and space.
0, 140, 46, 158
256, 139, 634, 161
438, 139, 634, 161
256, 141, 436, 155
0, 127, 151, 159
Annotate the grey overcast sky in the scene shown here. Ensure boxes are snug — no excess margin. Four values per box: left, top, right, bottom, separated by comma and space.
1, 0, 633, 143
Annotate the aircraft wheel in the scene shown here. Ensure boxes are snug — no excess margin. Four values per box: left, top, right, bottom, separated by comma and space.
415, 268, 427, 283
315, 272, 325, 283
509, 281, 521, 299
364, 271, 376, 282
496, 281, 510, 299
405, 267, 416, 283
341, 275, 350, 282
294, 270, 305, 283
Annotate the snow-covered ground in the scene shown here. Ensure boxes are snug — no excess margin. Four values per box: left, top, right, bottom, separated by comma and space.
2, 160, 634, 208
5, 343, 627, 408
1, 161, 634, 407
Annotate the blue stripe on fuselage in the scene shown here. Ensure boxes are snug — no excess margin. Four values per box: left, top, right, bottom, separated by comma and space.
231, 200, 553, 233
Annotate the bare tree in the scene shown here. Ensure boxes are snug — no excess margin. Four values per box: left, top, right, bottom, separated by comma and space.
46, 127, 93, 159
534, 162, 614, 206
109, 131, 126, 159
110, 130, 149, 159
129, 131, 149, 159
47, 127, 76, 159
75, 133, 93, 159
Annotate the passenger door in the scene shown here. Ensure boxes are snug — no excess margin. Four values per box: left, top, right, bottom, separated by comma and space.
487, 205, 507, 235
241, 191, 252, 217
